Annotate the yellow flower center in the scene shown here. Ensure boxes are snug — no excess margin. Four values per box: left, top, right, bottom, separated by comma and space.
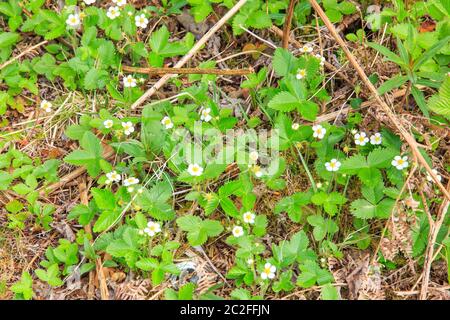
205, 193, 213, 201
397, 159, 404, 165
192, 166, 199, 172
264, 267, 271, 274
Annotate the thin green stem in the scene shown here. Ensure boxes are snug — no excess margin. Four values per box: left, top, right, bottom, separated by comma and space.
294, 145, 317, 193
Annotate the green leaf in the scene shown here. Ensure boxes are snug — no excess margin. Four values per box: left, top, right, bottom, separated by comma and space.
367, 42, 404, 66
64, 131, 103, 177
253, 215, 267, 237
321, 283, 340, 300
413, 36, 450, 70
340, 154, 367, 172
247, 11, 272, 29
311, 192, 346, 216
307, 215, 338, 241
298, 101, 319, 121
93, 210, 121, 233
274, 192, 311, 222
378, 74, 408, 95
176, 215, 223, 246
428, 77, 450, 118
297, 261, 333, 288
91, 188, 116, 211
367, 147, 397, 168
178, 283, 195, 300
0, 32, 20, 48
268, 91, 300, 112
136, 258, 159, 271
411, 86, 429, 118
11, 272, 33, 300
84, 68, 109, 90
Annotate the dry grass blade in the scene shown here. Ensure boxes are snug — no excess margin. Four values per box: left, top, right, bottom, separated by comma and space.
0, 40, 48, 70
79, 179, 110, 300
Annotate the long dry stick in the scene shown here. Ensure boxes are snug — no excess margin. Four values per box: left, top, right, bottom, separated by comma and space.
308, 0, 450, 200
0, 40, 48, 70
130, 0, 249, 109
282, 0, 297, 49
121, 65, 253, 76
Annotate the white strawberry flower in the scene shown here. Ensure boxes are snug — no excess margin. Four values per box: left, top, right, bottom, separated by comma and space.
300, 44, 313, 53
123, 176, 139, 186
135, 14, 149, 28
232, 226, 244, 237
426, 169, 442, 183
112, 0, 126, 7
243, 211, 255, 224
325, 159, 341, 172
84, 0, 96, 4
312, 124, 326, 139
161, 116, 174, 129
249, 151, 259, 163
106, 6, 120, 19
261, 262, 276, 280
123, 75, 136, 88
251, 165, 263, 178
144, 221, 161, 236
391, 156, 409, 170
121, 121, 135, 135
296, 69, 307, 79
106, 170, 121, 183
315, 53, 325, 66
188, 163, 203, 176
200, 107, 212, 122
292, 123, 300, 130
103, 119, 114, 129
40, 100, 52, 112
66, 14, 80, 27
354, 132, 369, 146
370, 132, 382, 145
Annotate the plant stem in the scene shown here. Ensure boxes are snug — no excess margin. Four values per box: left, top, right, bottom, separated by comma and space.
294, 145, 317, 192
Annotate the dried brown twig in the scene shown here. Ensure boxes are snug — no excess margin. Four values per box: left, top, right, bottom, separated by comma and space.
121, 65, 253, 76
282, 0, 298, 49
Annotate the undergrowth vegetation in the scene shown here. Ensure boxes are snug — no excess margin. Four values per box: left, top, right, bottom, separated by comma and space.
0, 0, 449, 300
